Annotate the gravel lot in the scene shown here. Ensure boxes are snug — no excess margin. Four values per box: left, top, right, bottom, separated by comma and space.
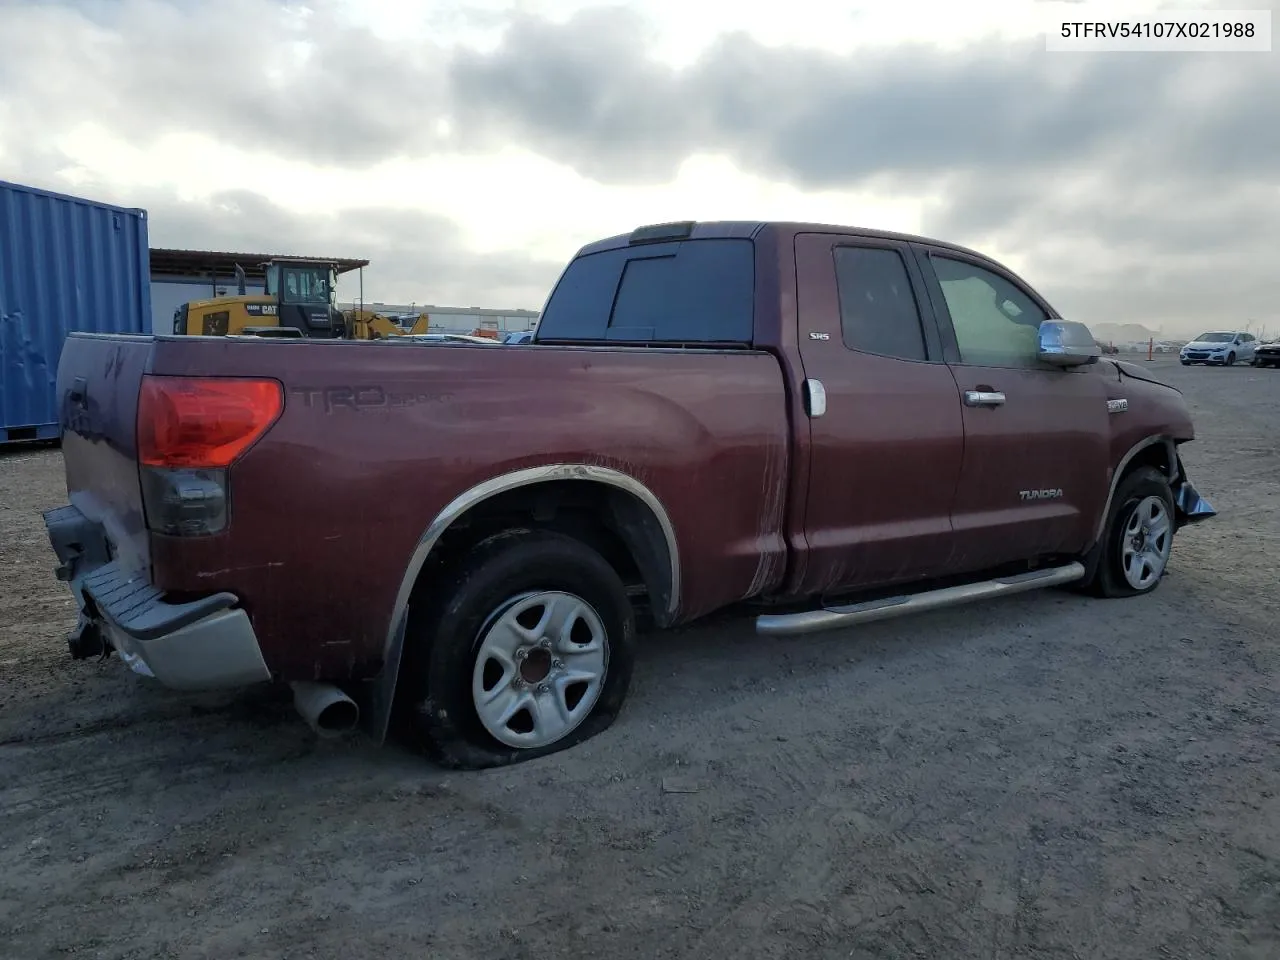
2, 358, 1277, 960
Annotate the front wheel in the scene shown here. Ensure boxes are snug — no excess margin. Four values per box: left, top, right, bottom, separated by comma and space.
1226, 352, 1236, 366
404, 529, 636, 769
1180, 359, 1191, 366
1082, 467, 1176, 598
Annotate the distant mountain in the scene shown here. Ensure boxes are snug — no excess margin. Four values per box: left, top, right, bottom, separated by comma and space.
1090, 322, 1161, 344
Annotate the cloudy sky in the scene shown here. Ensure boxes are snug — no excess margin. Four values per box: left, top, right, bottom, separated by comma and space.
0, 0, 1276, 334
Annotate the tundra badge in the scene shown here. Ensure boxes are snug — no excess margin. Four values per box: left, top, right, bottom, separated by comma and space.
1019, 488, 1064, 501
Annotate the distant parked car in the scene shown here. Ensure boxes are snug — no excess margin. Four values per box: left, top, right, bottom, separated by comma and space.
1252, 339, 1280, 368
1095, 340, 1119, 355
502, 331, 534, 344
1179, 331, 1258, 366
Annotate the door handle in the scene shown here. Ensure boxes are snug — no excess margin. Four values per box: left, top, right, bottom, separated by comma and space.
804, 378, 827, 418
964, 390, 1006, 407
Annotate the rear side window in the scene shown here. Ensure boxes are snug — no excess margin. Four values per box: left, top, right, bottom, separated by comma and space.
833, 246, 928, 362
536, 239, 755, 343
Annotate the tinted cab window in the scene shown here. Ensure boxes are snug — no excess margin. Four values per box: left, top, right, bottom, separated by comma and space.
832, 246, 928, 361
536, 239, 755, 343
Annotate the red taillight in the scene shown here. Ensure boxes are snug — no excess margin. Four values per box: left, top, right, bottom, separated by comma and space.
138, 376, 283, 468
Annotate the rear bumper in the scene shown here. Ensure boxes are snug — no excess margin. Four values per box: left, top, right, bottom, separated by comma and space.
42, 504, 271, 691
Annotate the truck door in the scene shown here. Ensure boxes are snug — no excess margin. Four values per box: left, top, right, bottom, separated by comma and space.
910, 244, 1110, 573
792, 232, 965, 597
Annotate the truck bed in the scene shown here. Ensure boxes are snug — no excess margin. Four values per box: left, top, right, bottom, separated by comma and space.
55, 333, 792, 679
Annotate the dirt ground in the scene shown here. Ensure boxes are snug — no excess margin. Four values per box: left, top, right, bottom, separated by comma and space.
1, 357, 1277, 960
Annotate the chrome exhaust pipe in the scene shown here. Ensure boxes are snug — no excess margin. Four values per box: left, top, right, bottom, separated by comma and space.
290, 681, 360, 737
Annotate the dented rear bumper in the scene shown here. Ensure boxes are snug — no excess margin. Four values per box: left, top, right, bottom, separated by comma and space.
43, 504, 272, 691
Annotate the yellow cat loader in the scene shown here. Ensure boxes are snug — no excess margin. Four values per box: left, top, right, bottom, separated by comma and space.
345, 308, 432, 339
173, 259, 348, 338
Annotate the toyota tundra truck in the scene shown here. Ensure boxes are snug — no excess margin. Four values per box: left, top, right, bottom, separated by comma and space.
41, 220, 1216, 768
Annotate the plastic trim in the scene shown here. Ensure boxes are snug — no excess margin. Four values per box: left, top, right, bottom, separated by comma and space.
104, 608, 271, 691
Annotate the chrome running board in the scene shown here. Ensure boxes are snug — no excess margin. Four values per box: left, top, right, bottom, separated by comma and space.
755, 562, 1086, 637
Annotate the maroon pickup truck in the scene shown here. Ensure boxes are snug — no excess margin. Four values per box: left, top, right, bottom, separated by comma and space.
43, 220, 1215, 768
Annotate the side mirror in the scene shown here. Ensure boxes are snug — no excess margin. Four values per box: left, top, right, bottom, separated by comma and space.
1037, 320, 1100, 367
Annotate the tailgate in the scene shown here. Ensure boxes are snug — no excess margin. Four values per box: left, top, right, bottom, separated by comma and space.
56, 333, 154, 575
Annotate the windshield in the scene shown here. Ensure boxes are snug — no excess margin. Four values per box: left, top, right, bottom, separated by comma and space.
280, 265, 335, 305
1194, 332, 1235, 342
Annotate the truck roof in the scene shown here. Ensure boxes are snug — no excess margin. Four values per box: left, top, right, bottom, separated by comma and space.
575, 220, 999, 264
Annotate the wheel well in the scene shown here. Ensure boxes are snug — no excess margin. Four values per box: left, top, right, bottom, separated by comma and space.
1120, 440, 1175, 483
1090, 437, 1178, 550
413, 480, 676, 628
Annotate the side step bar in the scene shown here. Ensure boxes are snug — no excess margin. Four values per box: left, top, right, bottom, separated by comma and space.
755, 562, 1086, 637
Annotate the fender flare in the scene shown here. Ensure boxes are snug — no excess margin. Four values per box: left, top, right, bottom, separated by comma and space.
362, 464, 681, 743
1092, 435, 1178, 544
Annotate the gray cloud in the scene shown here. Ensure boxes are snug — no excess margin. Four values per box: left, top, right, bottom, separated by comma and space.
447, 8, 1280, 190
0, 160, 561, 308
3, 0, 1278, 334
136, 188, 563, 309
444, 7, 1280, 335
0, 0, 453, 166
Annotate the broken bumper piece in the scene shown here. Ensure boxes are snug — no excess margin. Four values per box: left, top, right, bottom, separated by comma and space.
1173, 477, 1216, 527
43, 504, 272, 691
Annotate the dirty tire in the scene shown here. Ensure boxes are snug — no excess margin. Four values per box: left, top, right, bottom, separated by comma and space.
405, 528, 636, 770
1084, 466, 1176, 599
1226, 352, 1236, 366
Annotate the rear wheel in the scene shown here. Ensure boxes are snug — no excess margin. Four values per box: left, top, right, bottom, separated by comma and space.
1082, 467, 1176, 598
404, 529, 636, 769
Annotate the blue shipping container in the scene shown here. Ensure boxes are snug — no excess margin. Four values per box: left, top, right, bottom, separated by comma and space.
0, 179, 150, 442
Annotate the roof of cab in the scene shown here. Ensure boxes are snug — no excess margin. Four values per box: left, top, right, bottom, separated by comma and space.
574, 220, 997, 264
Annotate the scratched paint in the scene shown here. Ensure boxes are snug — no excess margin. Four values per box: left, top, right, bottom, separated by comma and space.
743, 436, 789, 599
0, 180, 150, 441
195, 561, 285, 579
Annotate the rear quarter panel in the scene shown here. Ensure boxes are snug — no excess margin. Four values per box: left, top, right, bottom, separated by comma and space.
146, 337, 791, 679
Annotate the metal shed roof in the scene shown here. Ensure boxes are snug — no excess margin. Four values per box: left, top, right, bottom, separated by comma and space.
150, 248, 369, 280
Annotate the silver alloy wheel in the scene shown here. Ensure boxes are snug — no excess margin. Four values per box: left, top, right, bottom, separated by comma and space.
1120, 495, 1173, 590
470, 590, 609, 749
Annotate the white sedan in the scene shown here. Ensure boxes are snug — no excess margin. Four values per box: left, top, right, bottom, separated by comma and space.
1179, 331, 1258, 366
